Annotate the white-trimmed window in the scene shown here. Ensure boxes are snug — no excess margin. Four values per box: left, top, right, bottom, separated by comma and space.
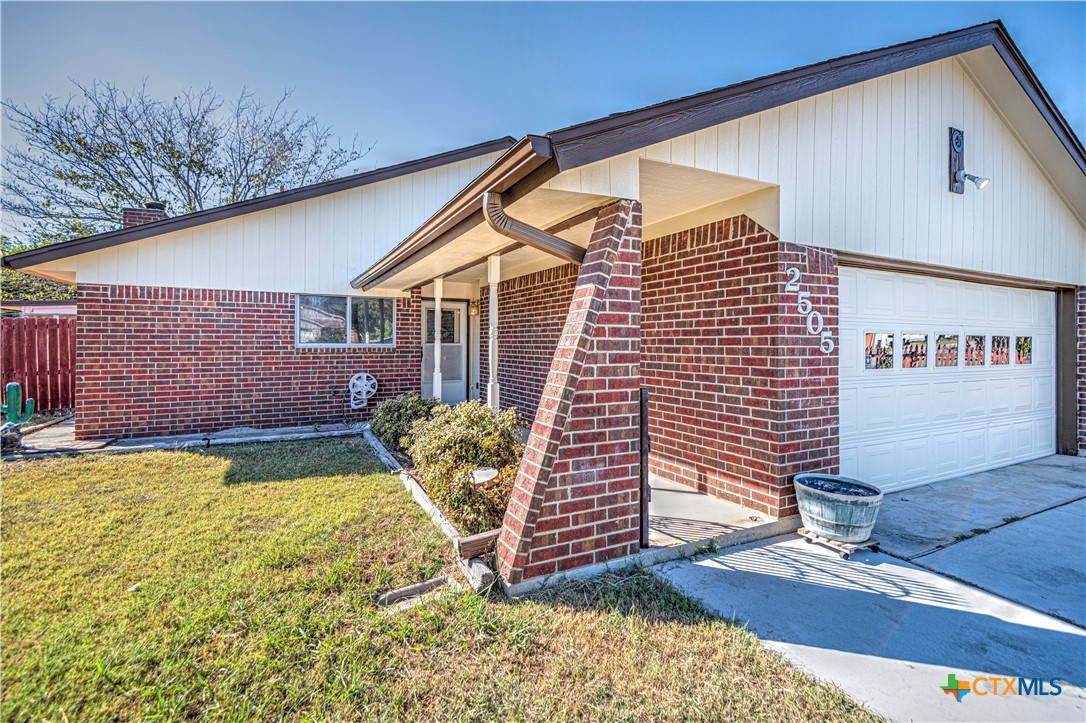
296, 295, 396, 347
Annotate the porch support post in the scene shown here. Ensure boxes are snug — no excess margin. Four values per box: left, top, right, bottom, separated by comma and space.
497, 200, 642, 588
433, 277, 443, 401
487, 255, 501, 411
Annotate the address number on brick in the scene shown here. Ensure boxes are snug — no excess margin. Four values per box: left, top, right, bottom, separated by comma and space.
785, 267, 834, 353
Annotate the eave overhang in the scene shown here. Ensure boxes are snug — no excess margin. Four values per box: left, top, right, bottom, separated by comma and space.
2, 137, 516, 271
546, 21, 1085, 175
351, 135, 557, 290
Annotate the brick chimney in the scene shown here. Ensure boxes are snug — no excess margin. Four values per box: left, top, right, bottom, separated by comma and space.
122, 201, 168, 228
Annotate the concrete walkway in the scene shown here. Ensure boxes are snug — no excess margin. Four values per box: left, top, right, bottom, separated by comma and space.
647, 475, 775, 546
874, 455, 1086, 560
657, 536, 1086, 722
6, 419, 365, 460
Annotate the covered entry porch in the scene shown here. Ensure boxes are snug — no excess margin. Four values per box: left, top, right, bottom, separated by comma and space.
352, 138, 818, 588
648, 474, 775, 547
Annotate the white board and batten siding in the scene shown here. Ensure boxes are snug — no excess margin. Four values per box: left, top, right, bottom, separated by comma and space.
545, 55, 1085, 287
839, 267, 1055, 493
33, 152, 504, 296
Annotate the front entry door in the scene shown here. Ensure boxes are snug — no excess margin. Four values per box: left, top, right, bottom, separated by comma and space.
422, 301, 468, 403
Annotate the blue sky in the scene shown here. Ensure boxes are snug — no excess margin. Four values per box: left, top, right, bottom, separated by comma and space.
2, 1, 1084, 172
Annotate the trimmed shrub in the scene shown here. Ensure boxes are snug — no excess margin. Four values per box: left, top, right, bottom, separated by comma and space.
369, 393, 440, 453
408, 401, 524, 534
436, 464, 519, 537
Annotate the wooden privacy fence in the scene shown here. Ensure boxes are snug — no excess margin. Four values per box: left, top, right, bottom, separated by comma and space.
1, 316, 76, 412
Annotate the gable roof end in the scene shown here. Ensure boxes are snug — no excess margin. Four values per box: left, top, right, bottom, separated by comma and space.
546, 20, 1086, 174
350, 135, 557, 290
354, 20, 1085, 292
2, 136, 516, 270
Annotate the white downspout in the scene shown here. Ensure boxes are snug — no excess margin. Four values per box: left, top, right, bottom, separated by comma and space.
487, 255, 501, 411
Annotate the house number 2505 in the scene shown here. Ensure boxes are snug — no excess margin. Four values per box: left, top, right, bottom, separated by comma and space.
785, 267, 834, 354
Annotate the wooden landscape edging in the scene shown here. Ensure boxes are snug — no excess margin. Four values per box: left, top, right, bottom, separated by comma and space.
455, 529, 501, 560
360, 425, 499, 591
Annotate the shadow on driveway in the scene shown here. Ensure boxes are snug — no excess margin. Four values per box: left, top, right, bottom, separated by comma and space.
658, 536, 1086, 722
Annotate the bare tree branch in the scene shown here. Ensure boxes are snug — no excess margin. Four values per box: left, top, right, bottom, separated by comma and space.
2, 80, 369, 245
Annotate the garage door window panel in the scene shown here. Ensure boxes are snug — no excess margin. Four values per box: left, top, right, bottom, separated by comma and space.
936, 334, 960, 367
864, 333, 895, 370
902, 333, 928, 368
965, 335, 986, 366
1015, 336, 1033, 365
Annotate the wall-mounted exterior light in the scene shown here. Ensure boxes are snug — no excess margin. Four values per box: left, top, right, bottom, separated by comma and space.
468, 300, 479, 316
949, 127, 990, 193
955, 170, 991, 190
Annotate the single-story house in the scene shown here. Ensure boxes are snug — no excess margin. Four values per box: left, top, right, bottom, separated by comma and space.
5, 21, 1084, 588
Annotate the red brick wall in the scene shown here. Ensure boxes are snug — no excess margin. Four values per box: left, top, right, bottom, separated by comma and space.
1078, 287, 1086, 453
76, 284, 421, 440
774, 243, 840, 512
486, 214, 840, 523
642, 217, 839, 518
499, 200, 642, 585
478, 263, 579, 418
122, 207, 168, 228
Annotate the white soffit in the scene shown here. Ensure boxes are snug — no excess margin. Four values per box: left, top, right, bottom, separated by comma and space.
371, 188, 610, 291
959, 47, 1085, 224
395, 163, 778, 288
638, 159, 775, 227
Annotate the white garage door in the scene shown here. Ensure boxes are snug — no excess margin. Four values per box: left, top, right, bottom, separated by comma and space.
839, 267, 1055, 493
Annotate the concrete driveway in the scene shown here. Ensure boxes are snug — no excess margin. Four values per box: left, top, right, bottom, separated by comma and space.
657, 537, 1086, 722
873, 455, 1085, 560
911, 499, 1086, 627
873, 454, 1086, 627
654, 455, 1086, 721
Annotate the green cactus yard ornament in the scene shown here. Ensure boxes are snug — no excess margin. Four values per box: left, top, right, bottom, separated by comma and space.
2, 382, 35, 424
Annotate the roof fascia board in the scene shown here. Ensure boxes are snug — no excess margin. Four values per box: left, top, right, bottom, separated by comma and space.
362, 207, 490, 291
955, 53, 1085, 225
3, 137, 516, 270
352, 138, 557, 290
411, 137, 557, 242
988, 24, 1086, 173
549, 25, 998, 170
549, 22, 1085, 176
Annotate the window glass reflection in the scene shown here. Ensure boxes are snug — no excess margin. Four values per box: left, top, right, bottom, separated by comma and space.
936, 334, 959, 367
864, 332, 894, 370
901, 333, 927, 369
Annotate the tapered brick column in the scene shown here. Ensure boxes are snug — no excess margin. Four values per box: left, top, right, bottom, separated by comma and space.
497, 200, 642, 586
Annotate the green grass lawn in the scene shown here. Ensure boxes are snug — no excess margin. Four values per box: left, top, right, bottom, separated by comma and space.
2, 438, 873, 721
